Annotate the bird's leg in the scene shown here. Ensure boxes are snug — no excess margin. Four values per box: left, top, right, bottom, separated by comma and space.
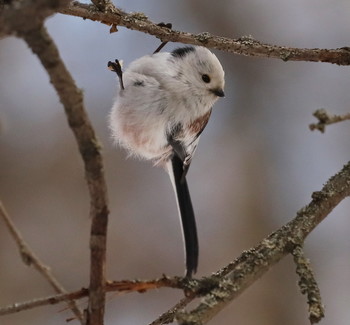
107, 59, 125, 90
153, 22, 172, 54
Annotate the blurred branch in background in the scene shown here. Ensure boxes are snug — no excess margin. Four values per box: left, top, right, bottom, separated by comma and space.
0, 201, 84, 323
58, 1, 350, 65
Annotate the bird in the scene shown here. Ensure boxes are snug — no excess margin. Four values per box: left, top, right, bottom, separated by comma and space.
108, 45, 225, 277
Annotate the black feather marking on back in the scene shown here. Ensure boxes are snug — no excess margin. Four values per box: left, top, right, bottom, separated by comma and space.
171, 46, 195, 58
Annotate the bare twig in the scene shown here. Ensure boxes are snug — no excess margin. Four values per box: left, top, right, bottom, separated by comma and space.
0, 277, 190, 316
292, 245, 324, 324
0, 289, 88, 316
58, 2, 350, 65
107, 276, 189, 293
309, 108, 350, 132
0, 201, 84, 322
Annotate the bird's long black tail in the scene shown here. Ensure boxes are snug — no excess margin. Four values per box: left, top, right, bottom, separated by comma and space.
167, 155, 198, 278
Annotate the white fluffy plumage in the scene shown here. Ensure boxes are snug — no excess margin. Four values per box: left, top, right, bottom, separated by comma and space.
109, 46, 224, 165
109, 45, 225, 277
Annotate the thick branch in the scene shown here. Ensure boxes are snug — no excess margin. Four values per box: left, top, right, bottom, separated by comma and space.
19, 26, 109, 325
2, 1, 109, 323
0, 201, 84, 322
0, 0, 108, 325
58, 2, 350, 65
89, 0, 113, 12
177, 161, 350, 324
0, 0, 69, 37
3, 6, 109, 325
148, 297, 194, 325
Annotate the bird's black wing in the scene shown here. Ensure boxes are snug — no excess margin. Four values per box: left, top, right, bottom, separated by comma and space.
168, 108, 212, 181
166, 109, 212, 277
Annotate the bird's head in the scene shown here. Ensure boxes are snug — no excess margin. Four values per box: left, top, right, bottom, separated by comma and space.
171, 46, 225, 101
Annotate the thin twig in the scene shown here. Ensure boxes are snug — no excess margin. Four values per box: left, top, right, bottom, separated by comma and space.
309, 108, 350, 133
0, 201, 84, 323
292, 245, 324, 324
107, 276, 189, 293
58, 2, 350, 65
0, 277, 190, 316
0, 289, 88, 316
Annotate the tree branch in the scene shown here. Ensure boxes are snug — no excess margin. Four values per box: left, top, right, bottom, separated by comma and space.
58, 1, 350, 65
1, 1, 110, 323
0, 201, 84, 322
1, 160, 349, 323
19, 26, 109, 325
176, 161, 350, 324
89, 0, 114, 12
292, 245, 324, 324
0, 289, 88, 317
0, 277, 191, 317
20, 25, 109, 325
0, 0, 66, 37
2, 1, 350, 324
309, 108, 350, 133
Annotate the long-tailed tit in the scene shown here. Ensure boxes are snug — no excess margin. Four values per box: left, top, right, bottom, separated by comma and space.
108, 45, 225, 277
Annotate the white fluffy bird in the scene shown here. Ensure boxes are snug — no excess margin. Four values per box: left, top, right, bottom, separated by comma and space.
109, 45, 225, 277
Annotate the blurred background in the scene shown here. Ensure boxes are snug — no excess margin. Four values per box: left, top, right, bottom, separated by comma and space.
1, 0, 350, 324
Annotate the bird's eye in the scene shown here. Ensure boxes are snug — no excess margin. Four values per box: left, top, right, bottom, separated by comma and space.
202, 74, 211, 83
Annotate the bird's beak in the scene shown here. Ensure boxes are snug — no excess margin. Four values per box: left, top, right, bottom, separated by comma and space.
211, 88, 225, 97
